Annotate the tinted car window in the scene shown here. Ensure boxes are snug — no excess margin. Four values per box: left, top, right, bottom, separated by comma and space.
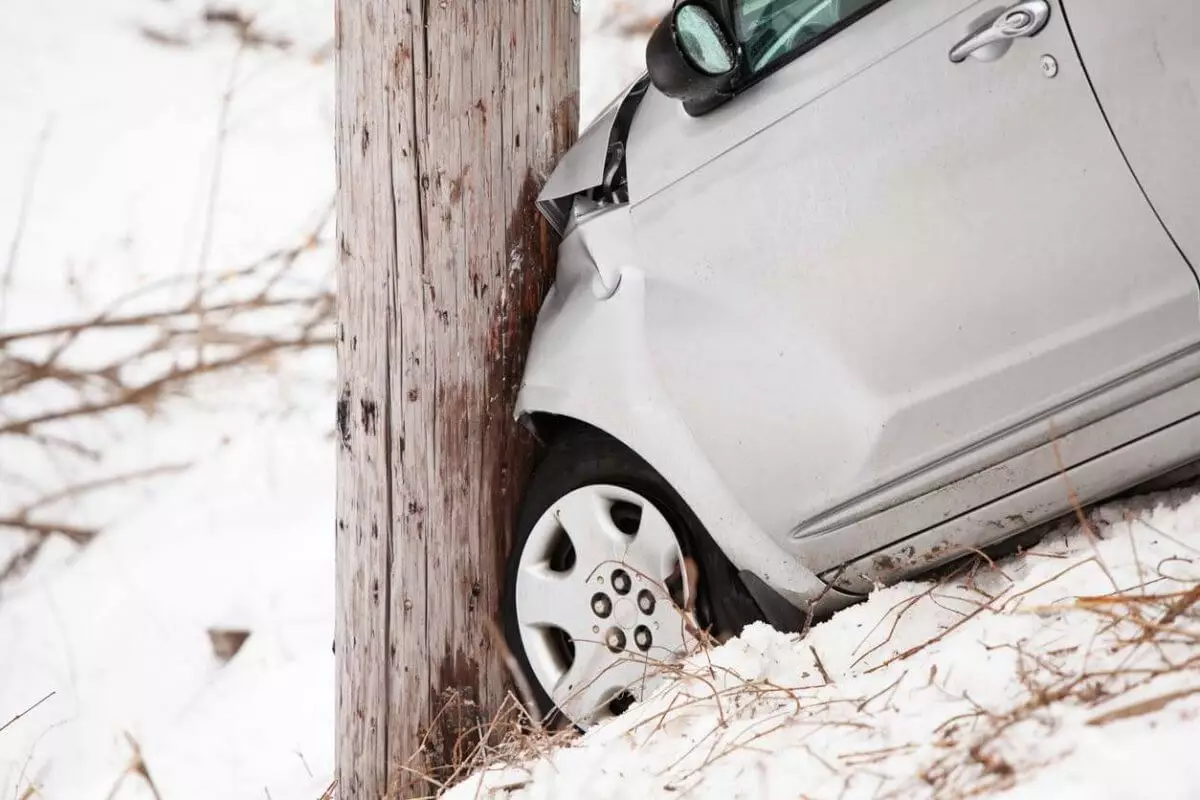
737, 0, 877, 73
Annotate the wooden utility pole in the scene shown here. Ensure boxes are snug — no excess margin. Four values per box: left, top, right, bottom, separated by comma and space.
333, 1, 578, 797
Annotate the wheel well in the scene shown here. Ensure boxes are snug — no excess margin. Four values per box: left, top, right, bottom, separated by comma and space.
520, 412, 605, 445
519, 411, 771, 636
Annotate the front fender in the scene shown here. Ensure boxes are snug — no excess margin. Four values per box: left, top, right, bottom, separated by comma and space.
515, 214, 830, 608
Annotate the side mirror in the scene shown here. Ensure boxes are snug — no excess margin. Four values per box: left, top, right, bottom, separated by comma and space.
646, 3, 738, 113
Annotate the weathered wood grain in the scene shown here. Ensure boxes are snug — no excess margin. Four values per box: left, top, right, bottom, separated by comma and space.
334, 1, 578, 796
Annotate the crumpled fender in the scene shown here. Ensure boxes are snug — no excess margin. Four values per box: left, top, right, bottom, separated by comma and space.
537, 101, 623, 217
515, 238, 836, 612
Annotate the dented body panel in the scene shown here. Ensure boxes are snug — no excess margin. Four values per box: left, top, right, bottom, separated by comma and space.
516, 207, 837, 610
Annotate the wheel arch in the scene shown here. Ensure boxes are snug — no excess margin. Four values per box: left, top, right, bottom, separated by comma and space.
516, 410, 773, 638
519, 411, 601, 446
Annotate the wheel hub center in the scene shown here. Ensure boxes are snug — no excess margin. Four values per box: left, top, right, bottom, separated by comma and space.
613, 597, 638, 628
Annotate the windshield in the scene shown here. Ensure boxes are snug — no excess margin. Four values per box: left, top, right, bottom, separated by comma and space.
735, 0, 842, 72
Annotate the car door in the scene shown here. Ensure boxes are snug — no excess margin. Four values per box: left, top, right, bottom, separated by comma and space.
625, 0, 1200, 570
1063, 0, 1200, 268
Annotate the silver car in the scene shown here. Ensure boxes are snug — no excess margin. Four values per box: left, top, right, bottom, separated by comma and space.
503, 0, 1200, 727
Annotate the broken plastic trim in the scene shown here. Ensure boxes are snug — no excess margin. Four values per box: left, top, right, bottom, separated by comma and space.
538, 75, 652, 236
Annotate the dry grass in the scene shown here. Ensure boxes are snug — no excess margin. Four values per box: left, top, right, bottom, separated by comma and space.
385, 557, 712, 798
102, 733, 164, 800
388, 692, 577, 800
921, 569, 1200, 797
889, 497, 1200, 797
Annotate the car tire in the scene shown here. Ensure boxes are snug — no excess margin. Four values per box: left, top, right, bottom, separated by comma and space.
502, 425, 759, 728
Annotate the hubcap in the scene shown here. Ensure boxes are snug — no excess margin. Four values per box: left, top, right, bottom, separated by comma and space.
515, 484, 692, 726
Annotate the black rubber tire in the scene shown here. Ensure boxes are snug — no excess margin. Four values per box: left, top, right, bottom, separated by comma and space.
502, 426, 760, 725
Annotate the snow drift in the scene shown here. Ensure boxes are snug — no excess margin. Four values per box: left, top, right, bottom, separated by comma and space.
451, 489, 1200, 799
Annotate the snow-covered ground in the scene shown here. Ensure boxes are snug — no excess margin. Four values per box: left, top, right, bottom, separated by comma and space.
1, 1, 338, 796
5, 1, 1199, 799
450, 490, 1200, 799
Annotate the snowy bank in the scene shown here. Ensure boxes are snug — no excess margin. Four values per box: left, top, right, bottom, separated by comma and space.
451, 489, 1200, 800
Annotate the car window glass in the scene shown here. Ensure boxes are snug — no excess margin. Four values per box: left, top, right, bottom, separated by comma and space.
736, 0, 876, 73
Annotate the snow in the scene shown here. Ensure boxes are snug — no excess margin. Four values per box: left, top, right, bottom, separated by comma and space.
5, 1, 1199, 799
1, 411, 336, 798
2, 0, 336, 797
580, 2, 670, 126
450, 490, 1200, 799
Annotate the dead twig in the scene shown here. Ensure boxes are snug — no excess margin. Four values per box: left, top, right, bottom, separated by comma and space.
0, 691, 55, 736
203, 7, 294, 51
139, 26, 192, 47
2, 120, 52, 327
19, 462, 190, 517
0, 537, 44, 588
1087, 686, 1200, 727
856, 670, 907, 713
485, 619, 542, 731
1156, 583, 1200, 628
0, 462, 192, 556
0, 518, 95, 545
1, 333, 329, 436
103, 733, 163, 800
1050, 435, 1118, 590
865, 597, 1002, 675
193, 37, 244, 362
810, 644, 832, 685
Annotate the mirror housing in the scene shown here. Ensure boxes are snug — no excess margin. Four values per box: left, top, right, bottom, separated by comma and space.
646, 2, 738, 116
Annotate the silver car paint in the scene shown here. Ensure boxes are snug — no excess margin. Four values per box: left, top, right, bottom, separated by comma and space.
518, 0, 1200, 606
828, 368, 1200, 592
517, 204, 834, 607
1064, 0, 1200, 269
804, 343, 1200, 586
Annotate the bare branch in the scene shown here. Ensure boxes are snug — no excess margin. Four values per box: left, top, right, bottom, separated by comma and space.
1, 120, 52, 327
0, 518, 96, 544
0, 691, 55, 736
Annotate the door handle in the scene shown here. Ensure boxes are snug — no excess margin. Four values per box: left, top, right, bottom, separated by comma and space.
949, 0, 1051, 63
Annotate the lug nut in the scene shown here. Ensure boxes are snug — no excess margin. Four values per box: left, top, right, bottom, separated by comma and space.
637, 589, 656, 615
591, 592, 612, 618
611, 569, 632, 595
634, 625, 652, 652
605, 627, 626, 653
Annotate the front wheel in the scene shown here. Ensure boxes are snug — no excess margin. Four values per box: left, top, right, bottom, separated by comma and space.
503, 428, 724, 728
